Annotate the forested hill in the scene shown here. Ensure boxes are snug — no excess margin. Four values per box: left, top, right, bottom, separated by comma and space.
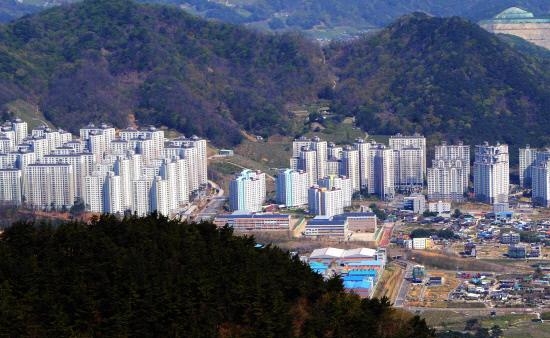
2, 0, 550, 150
0, 0, 329, 146
0, 215, 434, 337
328, 13, 550, 148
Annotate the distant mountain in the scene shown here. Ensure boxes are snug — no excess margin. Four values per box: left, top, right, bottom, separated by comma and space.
2, 0, 550, 38
0, 0, 329, 146
328, 13, 550, 148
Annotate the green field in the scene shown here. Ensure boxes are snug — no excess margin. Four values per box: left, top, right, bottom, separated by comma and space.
6, 99, 51, 130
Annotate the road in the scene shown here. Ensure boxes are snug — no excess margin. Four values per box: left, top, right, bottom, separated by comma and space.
394, 262, 413, 307
195, 180, 226, 222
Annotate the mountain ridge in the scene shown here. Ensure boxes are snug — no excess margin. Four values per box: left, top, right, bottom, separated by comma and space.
0, 0, 330, 146
1, 0, 550, 152
328, 13, 550, 149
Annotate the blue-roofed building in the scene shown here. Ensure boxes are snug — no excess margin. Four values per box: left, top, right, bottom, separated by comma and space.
309, 261, 329, 275
342, 275, 375, 298
347, 269, 378, 277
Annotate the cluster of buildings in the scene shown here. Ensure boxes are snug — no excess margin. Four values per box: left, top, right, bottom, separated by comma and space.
284, 136, 512, 208
285, 134, 427, 203
0, 119, 208, 216
307, 247, 387, 298
226, 135, 516, 239
283, 135, 512, 208
451, 269, 550, 308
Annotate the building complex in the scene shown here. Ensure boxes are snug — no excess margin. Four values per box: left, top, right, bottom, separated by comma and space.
0, 119, 208, 217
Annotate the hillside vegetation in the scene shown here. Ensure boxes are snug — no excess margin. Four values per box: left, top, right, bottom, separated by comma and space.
0, 214, 434, 337
0, 0, 329, 146
1, 0, 550, 152
327, 13, 550, 148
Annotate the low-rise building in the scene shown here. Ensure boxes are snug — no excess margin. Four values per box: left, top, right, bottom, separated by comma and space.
304, 216, 348, 240
214, 212, 291, 231
334, 212, 377, 233
428, 200, 451, 215
403, 194, 426, 214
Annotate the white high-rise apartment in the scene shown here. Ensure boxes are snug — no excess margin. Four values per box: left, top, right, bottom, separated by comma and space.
43, 153, 90, 199
171, 135, 207, 187
175, 158, 190, 205
110, 139, 130, 155
25, 163, 75, 209
292, 136, 311, 157
340, 146, 360, 192
84, 172, 105, 212
150, 176, 169, 216
0, 132, 14, 153
531, 150, 550, 207
298, 147, 317, 187
292, 136, 328, 182
393, 146, 423, 189
389, 133, 426, 188
159, 159, 179, 212
310, 136, 327, 180
327, 142, 343, 159
103, 172, 122, 214
114, 156, 132, 209
308, 186, 343, 217
318, 175, 353, 207
276, 168, 310, 207
12, 118, 28, 146
132, 179, 152, 216
326, 158, 341, 176
427, 160, 466, 202
368, 143, 395, 200
0, 169, 22, 205
229, 169, 266, 212
519, 145, 537, 188
473, 142, 509, 204
434, 142, 470, 191
181, 144, 200, 192
353, 138, 370, 190
23, 136, 48, 160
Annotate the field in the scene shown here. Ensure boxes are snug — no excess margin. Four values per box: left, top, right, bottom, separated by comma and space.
372, 263, 403, 302
6, 99, 51, 130
390, 248, 512, 273
424, 272, 461, 307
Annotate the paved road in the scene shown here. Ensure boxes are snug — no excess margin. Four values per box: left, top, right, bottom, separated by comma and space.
195, 180, 226, 221
394, 262, 412, 307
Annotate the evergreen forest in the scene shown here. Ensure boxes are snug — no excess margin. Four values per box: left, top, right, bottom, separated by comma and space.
0, 214, 434, 337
